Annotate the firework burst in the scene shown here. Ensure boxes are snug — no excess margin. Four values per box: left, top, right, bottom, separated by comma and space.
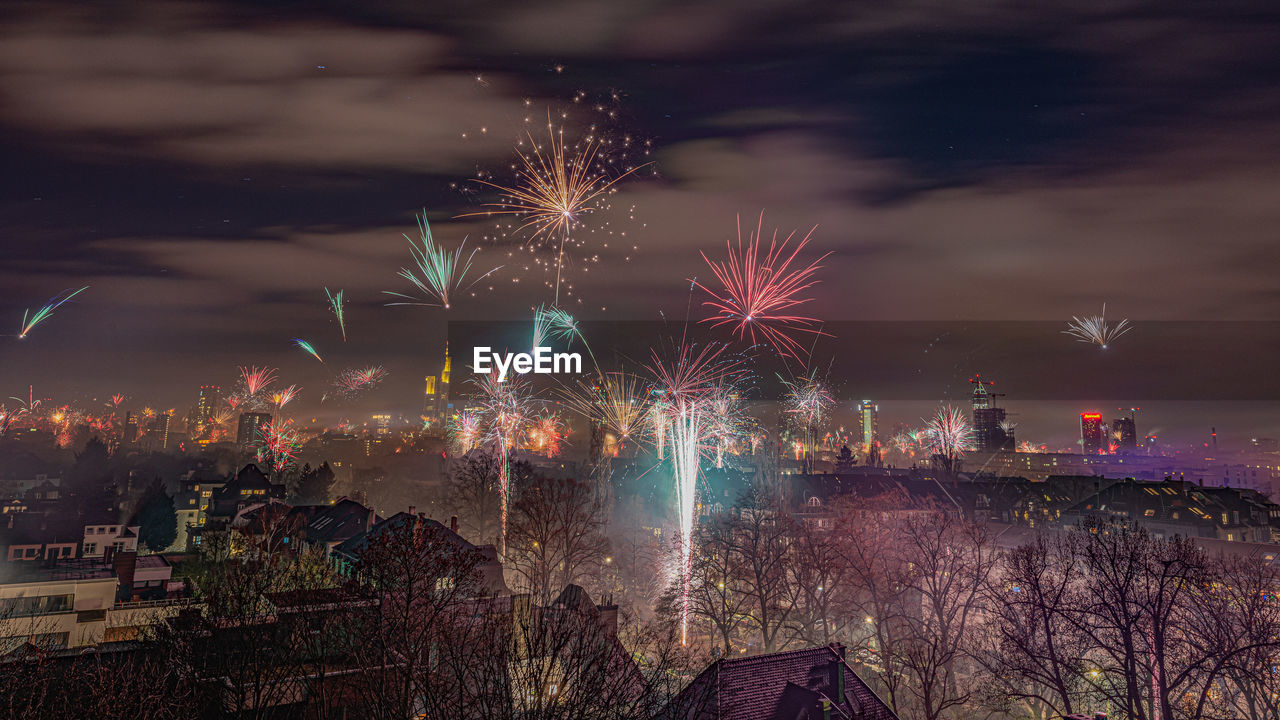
325, 288, 347, 341
17, 287, 88, 339
0, 404, 28, 436
1064, 304, 1132, 349
695, 213, 829, 362
526, 412, 566, 457
462, 113, 648, 305
293, 339, 324, 364
238, 365, 278, 399
256, 418, 302, 475
332, 366, 388, 398
561, 372, 650, 455
449, 411, 483, 454
385, 211, 502, 310
924, 405, 975, 461
271, 384, 301, 410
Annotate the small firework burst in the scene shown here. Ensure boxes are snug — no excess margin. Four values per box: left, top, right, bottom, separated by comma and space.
385, 211, 502, 310
332, 366, 388, 398
271, 384, 301, 410
561, 372, 650, 453
449, 411, 483, 454
696, 213, 829, 362
925, 405, 975, 460
238, 366, 278, 399
526, 412, 566, 457
1064, 304, 1132, 349
257, 418, 303, 474
17, 287, 88, 339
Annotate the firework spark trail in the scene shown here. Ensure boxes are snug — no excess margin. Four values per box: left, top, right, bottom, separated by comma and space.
385, 211, 502, 310
110, 394, 125, 407
473, 372, 533, 554
325, 288, 347, 341
646, 341, 740, 645
694, 213, 830, 362
925, 405, 975, 461
293, 339, 324, 364
0, 404, 28, 436
17, 287, 88, 339
1063, 304, 1132, 349
239, 366, 278, 398
461, 113, 648, 306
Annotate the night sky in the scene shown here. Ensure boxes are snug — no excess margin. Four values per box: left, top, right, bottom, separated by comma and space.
3, 1, 1280, 448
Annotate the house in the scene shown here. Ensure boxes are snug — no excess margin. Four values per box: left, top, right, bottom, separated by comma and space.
332, 510, 509, 595
662, 644, 899, 720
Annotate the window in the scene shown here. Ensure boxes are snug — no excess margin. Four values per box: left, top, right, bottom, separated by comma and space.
83, 543, 97, 555
806, 496, 822, 507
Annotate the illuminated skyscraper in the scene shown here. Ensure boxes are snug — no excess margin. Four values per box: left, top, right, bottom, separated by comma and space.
971, 375, 1014, 452
193, 385, 221, 435
236, 412, 272, 448
1081, 413, 1106, 454
422, 343, 452, 434
372, 413, 392, 435
858, 400, 878, 459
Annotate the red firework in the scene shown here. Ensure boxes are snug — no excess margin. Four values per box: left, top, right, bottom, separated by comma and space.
239, 365, 278, 397
695, 212, 830, 361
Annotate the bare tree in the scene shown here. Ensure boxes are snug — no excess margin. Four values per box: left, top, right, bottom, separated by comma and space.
445, 452, 504, 545
658, 511, 751, 656
506, 476, 609, 605
726, 489, 799, 654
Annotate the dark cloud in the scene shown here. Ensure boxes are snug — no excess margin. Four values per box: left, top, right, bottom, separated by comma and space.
1, 0, 1279, 445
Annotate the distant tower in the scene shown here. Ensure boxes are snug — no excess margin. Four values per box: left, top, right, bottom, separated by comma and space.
194, 385, 221, 434
123, 412, 139, 444
421, 343, 453, 435
372, 413, 392, 436
1080, 413, 1106, 455
154, 412, 171, 450
236, 412, 272, 447
971, 375, 1014, 452
858, 400, 878, 462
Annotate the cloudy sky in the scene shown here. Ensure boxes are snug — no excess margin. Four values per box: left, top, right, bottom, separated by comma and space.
2, 1, 1279, 446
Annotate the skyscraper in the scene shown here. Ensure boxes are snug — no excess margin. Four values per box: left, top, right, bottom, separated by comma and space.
971, 375, 1014, 452
1081, 413, 1106, 454
422, 343, 452, 434
123, 412, 139, 444
193, 385, 221, 435
858, 400, 878, 460
148, 412, 172, 450
236, 412, 272, 447
1112, 414, 1137, 453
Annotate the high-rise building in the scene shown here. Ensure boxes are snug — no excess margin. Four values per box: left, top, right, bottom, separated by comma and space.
858, 400, 878, 459
123, 412, 139, 444
1112, 414, 1137, 453
372, 413, 392, 436
236, 412, 272, 448
1081, 413, 1106, 454
422, 343, 453, 434
971, 375, 1014, 452
193, 385, 221, 435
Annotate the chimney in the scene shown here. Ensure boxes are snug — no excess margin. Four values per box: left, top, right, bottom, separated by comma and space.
596, 598, 618, 637
113, 551, 137, 602
408, 505, 416, 517
830, 643, 845, 699
366, 505, 376, 529
450, 515, 459, 533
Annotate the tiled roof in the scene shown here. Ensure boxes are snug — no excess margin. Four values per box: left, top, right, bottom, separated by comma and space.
664, 644, 898, 720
